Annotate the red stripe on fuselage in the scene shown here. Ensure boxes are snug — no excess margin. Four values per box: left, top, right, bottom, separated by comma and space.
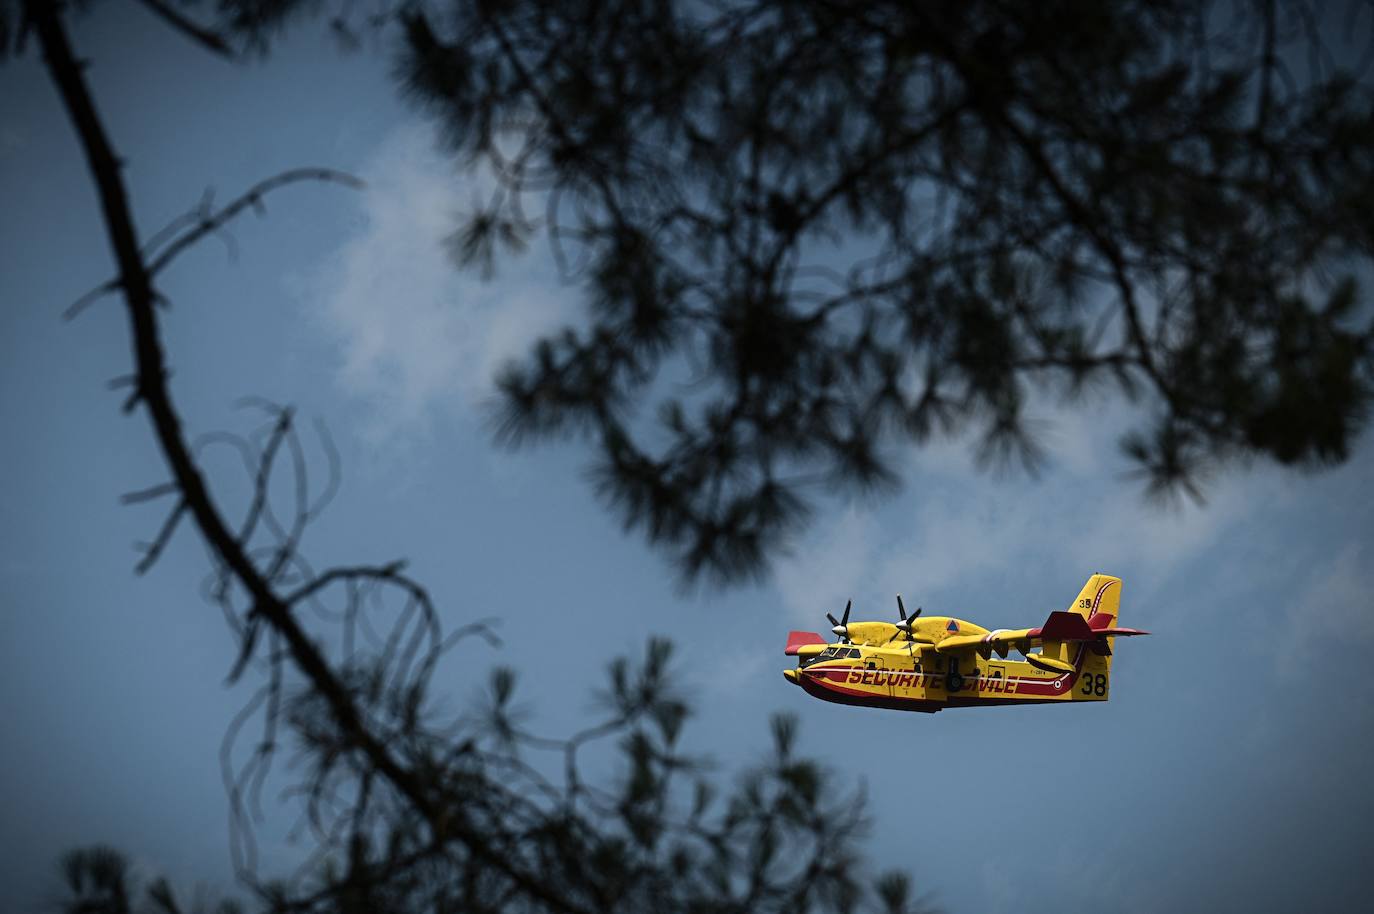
796, 669, 943, 712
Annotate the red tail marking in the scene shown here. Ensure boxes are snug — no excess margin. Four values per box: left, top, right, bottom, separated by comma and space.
1037, 610, 1094, 641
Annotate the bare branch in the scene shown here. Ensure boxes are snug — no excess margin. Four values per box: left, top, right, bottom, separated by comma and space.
63, 277, 119, 321
33, 14, 612, 908
146, 169, 364, 276
137, 0, 234, 58
65, 170, 362, 322
133, 499, 187, 575
119, 481, 179, 505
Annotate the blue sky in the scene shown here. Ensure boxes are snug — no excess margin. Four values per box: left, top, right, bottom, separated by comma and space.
3, 6, 1372, 912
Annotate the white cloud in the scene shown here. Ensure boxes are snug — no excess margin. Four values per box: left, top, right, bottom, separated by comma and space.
696, 640, 773, 697
774, 507, 877, 622
301, 122, 570, 440
872, 491, 1040, 601
1066, 464, 1270, 576
1278, 543, 1374, 676
769, 393, 1281, 630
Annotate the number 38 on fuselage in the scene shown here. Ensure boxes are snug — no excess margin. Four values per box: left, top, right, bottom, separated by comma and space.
783, 574, 1147, 713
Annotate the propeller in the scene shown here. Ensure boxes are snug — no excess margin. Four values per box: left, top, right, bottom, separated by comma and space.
826, 599, 852, 643
894, 594, 922, 637
895, 594, 923, 658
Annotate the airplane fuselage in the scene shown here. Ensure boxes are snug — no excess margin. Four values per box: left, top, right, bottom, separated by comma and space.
783, 574, 1140, 713
784, 633, 1110, 713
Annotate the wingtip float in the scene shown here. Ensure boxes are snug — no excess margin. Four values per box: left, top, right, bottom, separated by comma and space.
783, 573, 1148, 713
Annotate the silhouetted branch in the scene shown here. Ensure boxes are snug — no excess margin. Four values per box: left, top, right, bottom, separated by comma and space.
33, 7, 600, 912
119, 481, 179, 505
63, 277, 120, 320
137, 0, 234, 58
145, 169, 364, 275
64, 168, 362, 320
235, 404, 293, 555
399, 0, 1374, 584
133, 498, 187, 574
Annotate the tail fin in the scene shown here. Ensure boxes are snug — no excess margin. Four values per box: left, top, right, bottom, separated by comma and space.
1034, 575, 1123, 682
1068, 574, 1122, 627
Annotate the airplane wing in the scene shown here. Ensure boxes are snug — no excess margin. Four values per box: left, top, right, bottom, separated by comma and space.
934, 629, 1035, 655
934, 611, 1149, 656
785, 631, 828, 655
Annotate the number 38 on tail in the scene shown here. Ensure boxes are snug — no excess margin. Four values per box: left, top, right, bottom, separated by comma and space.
783, 574, 1147, 713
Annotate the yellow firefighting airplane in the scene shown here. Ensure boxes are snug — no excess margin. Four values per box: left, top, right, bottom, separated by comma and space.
783, 574, 1147, 712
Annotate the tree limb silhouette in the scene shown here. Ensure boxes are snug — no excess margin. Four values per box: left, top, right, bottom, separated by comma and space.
396, 0, 1374, 585
32, 3, 921, 911
64, 168, 364, 320
32, 6, 607, 913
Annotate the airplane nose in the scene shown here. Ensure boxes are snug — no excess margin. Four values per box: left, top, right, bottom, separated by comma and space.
783, 668, 799, 684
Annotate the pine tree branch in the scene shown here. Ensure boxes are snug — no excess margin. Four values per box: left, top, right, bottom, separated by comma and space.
31, 5, 595, 912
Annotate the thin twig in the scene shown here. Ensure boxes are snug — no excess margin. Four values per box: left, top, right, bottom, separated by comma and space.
33, 12, 592, 910
147, 169, 364, 276
134, 499, 187, 574
64, 169, 363, 321
137, 0, 234, 58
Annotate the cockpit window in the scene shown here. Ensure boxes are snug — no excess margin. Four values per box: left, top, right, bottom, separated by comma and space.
802, 646, 860, 666
800, 646, 838, 668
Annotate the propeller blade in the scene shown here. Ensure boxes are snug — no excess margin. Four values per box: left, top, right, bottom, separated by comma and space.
826, 600, 853, 643
895, 595, 914, 640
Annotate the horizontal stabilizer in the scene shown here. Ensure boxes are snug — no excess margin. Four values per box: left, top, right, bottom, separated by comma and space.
1033, 610, 1094, 642
785, 631, 827, 655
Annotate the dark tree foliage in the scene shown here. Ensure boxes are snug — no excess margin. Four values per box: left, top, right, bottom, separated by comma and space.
7, 4, 1372, 589
390, 0, 1374, 584
19, 3, 933, 913
10, 0, 1372, 910
57, 844, 244, 914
